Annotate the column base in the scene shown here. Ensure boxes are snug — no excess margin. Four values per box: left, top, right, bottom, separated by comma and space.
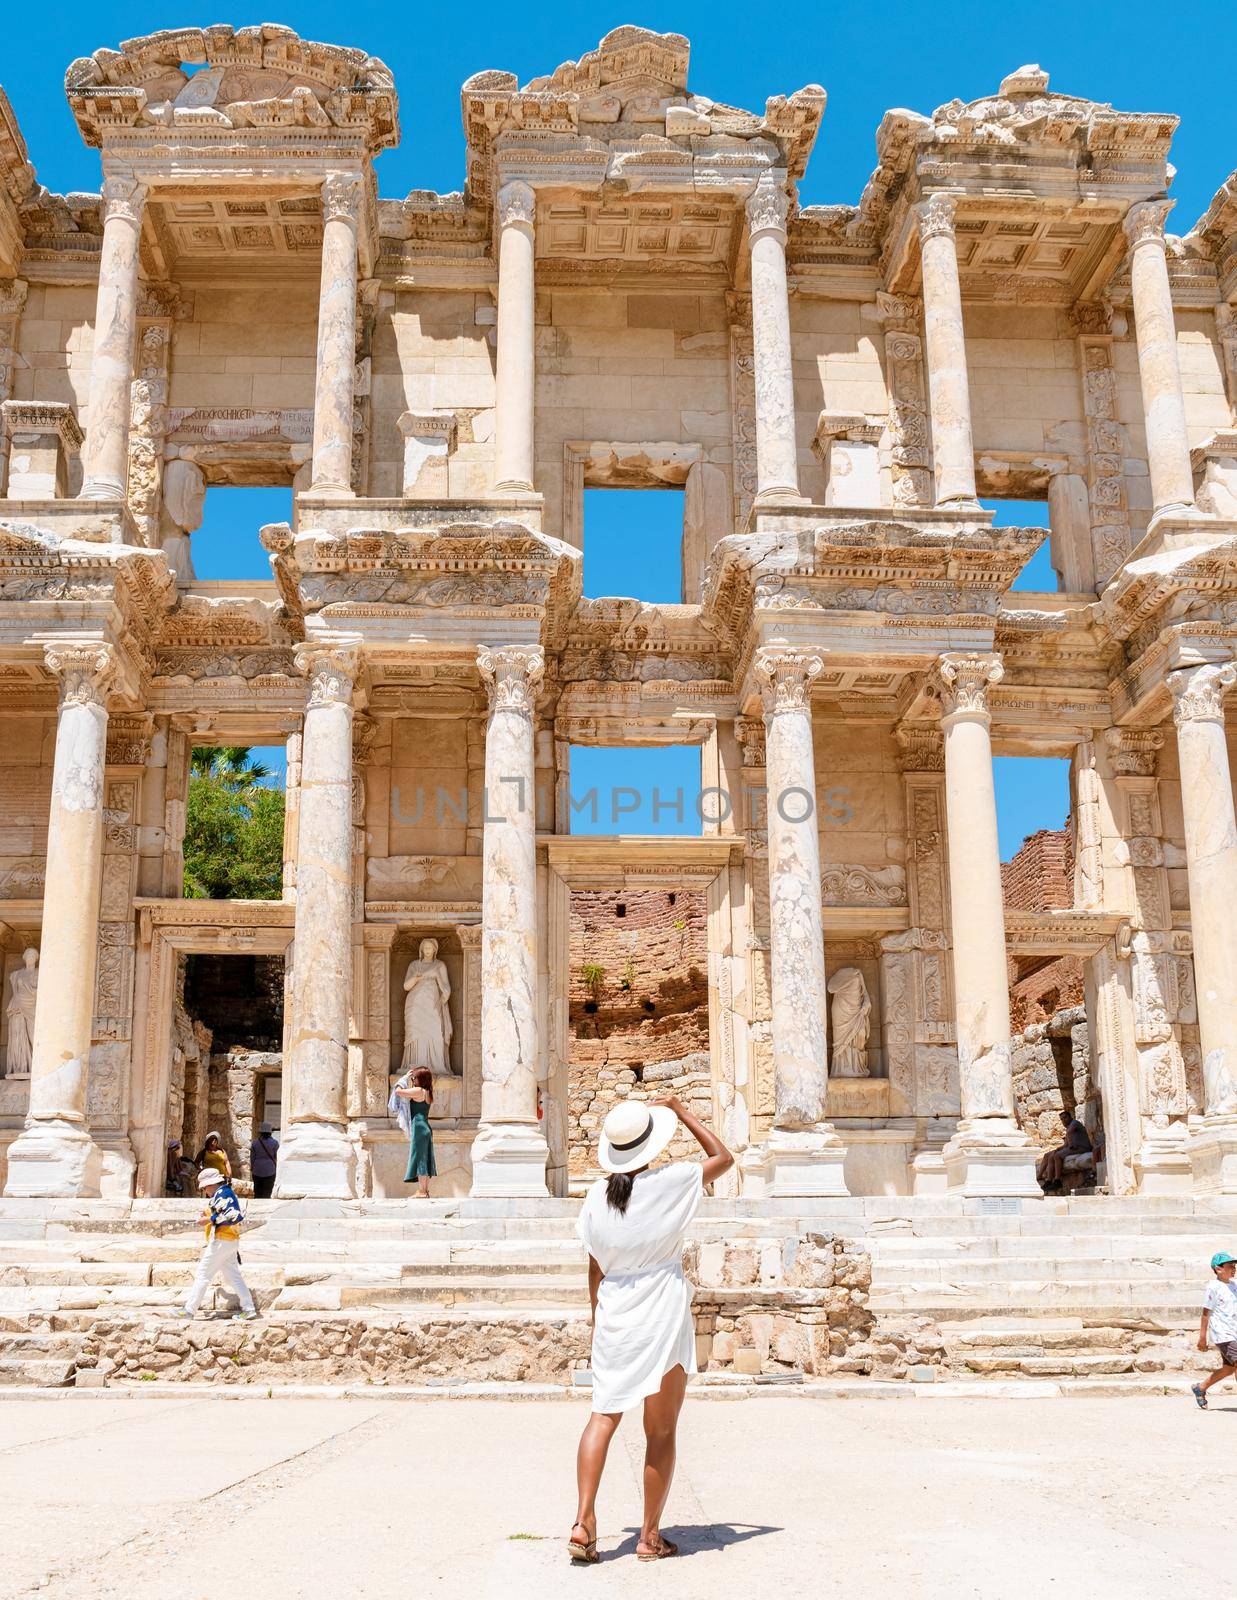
1190, 1117, 1237, 1194
1133, 1124, 1194, 1195
3, 1119, 104, 1198
469, 1121, 549, 1198
942, 1120, 1040, 1198
749, 1126, 850, 1198
273, 1121, 356, 1200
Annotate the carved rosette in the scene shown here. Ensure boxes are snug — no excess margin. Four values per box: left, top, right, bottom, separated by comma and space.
1122, 199, 1173, 252
478, 645, 544, 717
44, 642, 116, 708
295, 639, 362, 708
746, 174, 789, 241
321, 172, 364, 228
933, 652, 1002, 720
496, 180, 536, 233
100, 175, 147, 228
754, 647, 824, 716
1104, 728, 1164, 778
1168, 663, 1237, 726
915, 193, 958, 244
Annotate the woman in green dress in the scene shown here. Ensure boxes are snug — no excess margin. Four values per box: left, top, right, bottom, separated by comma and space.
391, 1067, 436, 1197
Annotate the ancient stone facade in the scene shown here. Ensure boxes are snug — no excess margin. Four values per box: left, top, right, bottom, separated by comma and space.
1, 25, 1237, 1206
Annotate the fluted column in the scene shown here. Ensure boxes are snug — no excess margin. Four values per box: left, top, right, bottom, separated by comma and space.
1168, 664, 1237, 1190
1123, 201, 1194, 518
915, 195, 978, 508
934, 652, 1038, 1195
492, 181, 537, 493
80, 178, 146, 500
4, 644, 114, 1196
309, 173, 362, 494
470, 645, 549, 1195
275, 638, 362, 1198
746, 174, 800, 501
751, 647, 847, 1196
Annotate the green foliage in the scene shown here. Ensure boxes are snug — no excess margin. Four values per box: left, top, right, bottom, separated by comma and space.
183, 746, 285, 901
581, 961, 605, 995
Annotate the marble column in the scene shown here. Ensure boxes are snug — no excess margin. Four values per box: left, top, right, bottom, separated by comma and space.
4, 643, 114, 1196
915, 195, 979, 508
275, 637, 362, 1198
934, 652, 1038, 1195
752, 647, 847, 1195
1123, 201, 1194, 518
492, 181, 536, 494
80, 178, 146, 500
746, 174, 800, 502
309, 173, 363, 495
470, 645, 550, 1196
1168, 663, 1237, 1190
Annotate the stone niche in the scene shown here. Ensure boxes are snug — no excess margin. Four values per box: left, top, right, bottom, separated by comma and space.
0, 933, 42, 1191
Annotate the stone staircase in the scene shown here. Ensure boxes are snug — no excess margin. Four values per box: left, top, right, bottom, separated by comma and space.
0, 1194, 1232, 1389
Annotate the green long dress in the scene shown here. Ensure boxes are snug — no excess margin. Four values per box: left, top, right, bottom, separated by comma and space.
403, 1097, 437, 1182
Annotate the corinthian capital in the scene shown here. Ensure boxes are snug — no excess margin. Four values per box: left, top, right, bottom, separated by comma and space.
43, 641, 116, 708
478, 645, 544, 716
915, 193, 958, 244
321, 172, 364, 227
746, 173, 790, 240
496, 180, 536, 232
1168, 662, 1236, 726
100, 175, 147, 227
1122, 199, 1173, 251
933, 652, 1003, 719
754, 647, 824, 715
295, 637, 362, 708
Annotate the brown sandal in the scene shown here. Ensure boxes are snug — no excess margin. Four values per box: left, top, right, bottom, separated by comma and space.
568, 1524, 599, 1564
637, 1537, 679, 1562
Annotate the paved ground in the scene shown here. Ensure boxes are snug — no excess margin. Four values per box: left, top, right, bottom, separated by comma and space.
1, 1392, 1234, 1599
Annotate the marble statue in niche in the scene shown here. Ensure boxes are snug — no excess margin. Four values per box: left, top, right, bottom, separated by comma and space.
400, 938, 454, 1075
5, 948, 38, 1079
828, 966, 871, 1077
160, 459, 205, 583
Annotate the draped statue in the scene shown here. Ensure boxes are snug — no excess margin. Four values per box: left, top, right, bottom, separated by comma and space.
400, 938, 453, 1075
828, 966, 871, 1077
5, 948, 38, 1080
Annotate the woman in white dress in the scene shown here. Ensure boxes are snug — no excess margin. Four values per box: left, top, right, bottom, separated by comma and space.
569, 1093, 733, 1565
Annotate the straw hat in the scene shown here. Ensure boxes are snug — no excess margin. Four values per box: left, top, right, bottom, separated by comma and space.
198, 1168, 225, 1190
597, 1100, 678, 1175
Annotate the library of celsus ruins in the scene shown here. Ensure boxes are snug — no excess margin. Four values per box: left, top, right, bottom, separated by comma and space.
2, 14, 1237, 1279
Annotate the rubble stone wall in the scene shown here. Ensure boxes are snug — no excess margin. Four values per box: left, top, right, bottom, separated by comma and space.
1010, 1005, 1102, 1150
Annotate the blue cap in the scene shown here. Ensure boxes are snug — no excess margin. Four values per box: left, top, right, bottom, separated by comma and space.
1211, 1251, 1236, 1270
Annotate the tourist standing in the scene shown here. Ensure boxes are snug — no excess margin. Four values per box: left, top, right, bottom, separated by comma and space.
177, 1169, 257, 1321
250, 1121, 279, 1199
391, 1066, 436, 1197
197, 1131, 231, 1181
1192, 1250, 1237, 1408
568, 1094, 733, 1564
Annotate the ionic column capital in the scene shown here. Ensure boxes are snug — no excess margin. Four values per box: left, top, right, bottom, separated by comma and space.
746, 173, 789, 243
100, 175, 147, 227
478, 645, 544, 716
915, 192, 959, 244
1168, 662, 1237, 726
321, 172, 364, 228
1123, 199, 1174, 252
42, 641, 116, 708
754, 647, 824, 715
496, 180, 536, 234
295, 637, 363, 707
933, 651, 1003, 721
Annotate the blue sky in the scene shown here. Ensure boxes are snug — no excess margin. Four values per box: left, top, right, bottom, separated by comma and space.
13, 2, 1168, 857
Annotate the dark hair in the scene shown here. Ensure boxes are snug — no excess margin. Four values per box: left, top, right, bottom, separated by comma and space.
606, 1172, 634, 1215
413, 1067, 434, 1105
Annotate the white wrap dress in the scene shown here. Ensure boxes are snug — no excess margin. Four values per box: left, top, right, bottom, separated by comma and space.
576, 1161, 704, 1414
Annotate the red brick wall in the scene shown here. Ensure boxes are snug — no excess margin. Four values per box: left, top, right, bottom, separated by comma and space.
1001, 827, 1074, 912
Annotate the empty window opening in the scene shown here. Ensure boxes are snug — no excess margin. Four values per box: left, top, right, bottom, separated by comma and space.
995, 756, 1071, 882
583, 488, 685, 603
615, 903, 627, 918
568, 745, 704, 837
982, 497, 1058, 594
187, 486, 292, 582
184, 745, 286, 900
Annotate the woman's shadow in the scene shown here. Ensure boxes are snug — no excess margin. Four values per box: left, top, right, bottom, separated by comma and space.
608, 1523, 781, 1560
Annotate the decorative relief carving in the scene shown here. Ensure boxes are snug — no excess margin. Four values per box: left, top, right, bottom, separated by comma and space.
821, 863, 907, 906
295, 639, 361, 707
1167, 662, 1236, 725
1077, 336, 1132, 583
43, 642, 115, 707
877, 295, 932, 507
746, 173, 789, 238
932, 652, 1002, 718
895, 726, 944, 772
477, 645, 544, 716
321, 172, 364, 226
754, 647, 824, 714
100, 175, 147, 227
1105, 728, 1163, 778
727, 297, 757, 529
734, 716, 766, 768
1122, 199, 1173, 251
915, 192, 959, 242
1073, 740, 1104, 913
496, 179, 536, 231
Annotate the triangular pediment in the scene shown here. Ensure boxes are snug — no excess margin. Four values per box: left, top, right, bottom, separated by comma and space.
524, 26, 690, 103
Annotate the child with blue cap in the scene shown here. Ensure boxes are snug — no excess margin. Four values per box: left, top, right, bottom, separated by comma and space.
1192, 1251, 1237, 1408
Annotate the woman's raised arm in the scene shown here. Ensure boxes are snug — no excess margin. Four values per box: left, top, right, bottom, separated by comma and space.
653, 1095, 733, 1188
